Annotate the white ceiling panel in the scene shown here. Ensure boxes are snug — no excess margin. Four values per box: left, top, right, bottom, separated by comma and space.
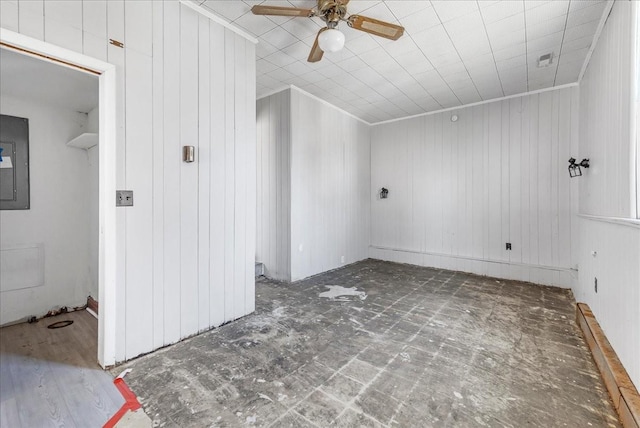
431, 0, 478, 23
202, 0, 248, 22
485, 13, 526, 39
338, 55, 368, 72
233, 10, 278, 36
261, 26, 298, 49
394, 50, 433, 74
525, 1, 569, 26
444, 10, 485, 40
496, 55, 527, 72
526, 15, 567, 40
430, 88, 461, 107
255, 39, 278, 58
399, 6, 441, 35
342, 32, 379, 53
492, 43, 526, 62
257, 58, 279, 74
480, 1, 524, 24
567, 2, 607, 27
453, 35, 493, 60
562, 34, 595, 52
564, 19, 602, 42
285, 59, 314, 76
527, 31, 564, 52
280, 16, 321, 39
281, 41, 312, 59
386, 1, 431, 20
263, 50, 297, 67
464, 53, 497, 69
199, 0, 609, 123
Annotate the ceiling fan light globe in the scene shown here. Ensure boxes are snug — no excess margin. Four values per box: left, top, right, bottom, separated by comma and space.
318, 28, 345, 52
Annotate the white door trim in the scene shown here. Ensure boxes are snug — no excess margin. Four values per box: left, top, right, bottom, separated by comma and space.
0, 28, 118, 368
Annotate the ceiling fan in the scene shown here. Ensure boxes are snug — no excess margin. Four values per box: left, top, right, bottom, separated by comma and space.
251, 0, 405, 63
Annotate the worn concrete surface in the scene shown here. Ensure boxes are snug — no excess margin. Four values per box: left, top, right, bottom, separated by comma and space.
115, 260, 620, 427
115, 409, 153, 428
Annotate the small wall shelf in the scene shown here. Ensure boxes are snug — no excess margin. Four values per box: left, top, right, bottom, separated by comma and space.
67, 133, 98, 150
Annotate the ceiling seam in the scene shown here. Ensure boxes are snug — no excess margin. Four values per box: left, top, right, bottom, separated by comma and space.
180, 0, 259, 44
577, 0, 615, 83
476, 0, 506, 97
430, 1, 484, 103
371, 2, 440, 115
524, 0, 529, 92
552, 2, 572, 86
422, 0, 464, 107
371, 82, 579, 126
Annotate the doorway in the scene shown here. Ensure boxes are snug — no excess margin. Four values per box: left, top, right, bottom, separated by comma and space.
0, 29, 117, 367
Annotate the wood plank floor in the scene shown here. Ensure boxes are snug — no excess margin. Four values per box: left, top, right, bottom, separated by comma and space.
0, 310, 124, 427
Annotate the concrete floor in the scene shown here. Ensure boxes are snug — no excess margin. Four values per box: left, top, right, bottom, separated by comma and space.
117, 259, 620, 427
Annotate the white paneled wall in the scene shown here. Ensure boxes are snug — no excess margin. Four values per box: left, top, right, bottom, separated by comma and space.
2, 0, 256, 363
578, 0, 635, 218
256, 90, 291, 281
290, 88, 370, 281
257, 88, 370, 282
0, 97, 95, 325
574, 0, 640, 389
575, 217, 640, 389
370, 87, 578, 287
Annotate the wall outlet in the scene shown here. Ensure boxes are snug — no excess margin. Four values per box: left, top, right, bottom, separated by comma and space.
116, 190, 133, 207
341, 255, 345, 263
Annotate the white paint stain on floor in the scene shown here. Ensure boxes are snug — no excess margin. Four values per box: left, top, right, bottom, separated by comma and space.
258, 393, 273, 402
319, 285, 367, 301
272, 307, 286, 317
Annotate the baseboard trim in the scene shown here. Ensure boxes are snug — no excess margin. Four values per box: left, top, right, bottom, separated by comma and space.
369, 246, 574, 288
87, 296, 98, 315
577, 303, 640, 428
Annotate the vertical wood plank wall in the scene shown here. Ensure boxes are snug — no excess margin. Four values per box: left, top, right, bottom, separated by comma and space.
256, 90, 291, 281
370, 87, 578, 288
575, 0, 640, 390
1, 0, 257, 362
578, 0, 634, 219
256, 89, 371, 282
576, 218, 640, 390
290, 89, 371, 282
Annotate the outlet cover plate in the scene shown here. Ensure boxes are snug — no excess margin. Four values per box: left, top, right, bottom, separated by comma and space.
116, 190, 133, 207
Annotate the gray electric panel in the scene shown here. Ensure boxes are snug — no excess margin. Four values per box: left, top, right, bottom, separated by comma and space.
0, 115, 30, 210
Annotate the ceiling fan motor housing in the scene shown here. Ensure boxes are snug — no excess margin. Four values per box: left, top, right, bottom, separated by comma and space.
318, 0, 347, 27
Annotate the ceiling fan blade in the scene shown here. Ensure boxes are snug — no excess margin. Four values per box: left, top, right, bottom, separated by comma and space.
348, 15, 404, 40
251, 5, 314, 17
308, 28, 327, 63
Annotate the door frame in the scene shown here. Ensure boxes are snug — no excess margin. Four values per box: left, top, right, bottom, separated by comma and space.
0, 28, 118, 368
